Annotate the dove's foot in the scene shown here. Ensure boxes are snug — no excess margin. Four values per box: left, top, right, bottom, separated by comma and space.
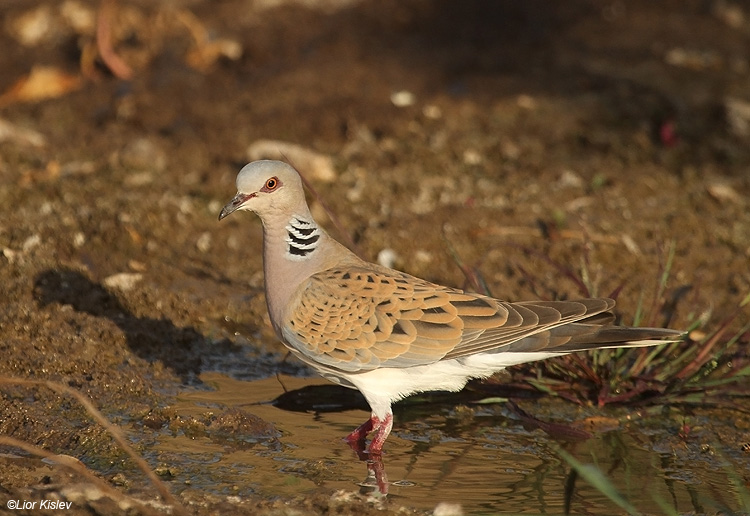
345, 413, 393, 455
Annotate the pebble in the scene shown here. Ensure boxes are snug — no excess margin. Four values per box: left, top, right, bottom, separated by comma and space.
434, 502, 464, 516
390, 90, 415, 107
665, 47, 721, 70
558, 169, 583, 189
103, 272, 143, 291
6, 5, 56, 46
0, 118, 46, 147
22, 234, 41, 252
725, 96, 750, 137
712, 0, 745, 28
73, 232, 85, 248
422, 104, 442, 119
196, 232, 212, 253
707, 182, 743, 204
462, 149, 483, 165
377, 248, 398, 268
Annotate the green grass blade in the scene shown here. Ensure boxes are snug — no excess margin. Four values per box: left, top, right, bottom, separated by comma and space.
648, 489, 681, 516
554, 446, 641, 515
632, 290, 645, 327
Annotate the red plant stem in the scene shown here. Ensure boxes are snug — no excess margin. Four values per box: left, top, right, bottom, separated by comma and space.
96, 0, 134, 80
675, 319, 733, 380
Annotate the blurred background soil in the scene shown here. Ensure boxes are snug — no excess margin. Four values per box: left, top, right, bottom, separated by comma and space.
0, 0, 749, 514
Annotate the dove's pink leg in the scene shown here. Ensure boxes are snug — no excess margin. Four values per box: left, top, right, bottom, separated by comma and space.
363, 453, 389, 495
367, 413, 393, 455
345, 412, 394, 455
345, 417, 374, 443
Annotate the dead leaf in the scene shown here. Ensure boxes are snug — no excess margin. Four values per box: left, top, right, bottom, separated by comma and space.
0, 66, 81, 107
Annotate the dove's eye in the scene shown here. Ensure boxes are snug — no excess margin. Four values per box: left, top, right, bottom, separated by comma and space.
263, 177, 279, 191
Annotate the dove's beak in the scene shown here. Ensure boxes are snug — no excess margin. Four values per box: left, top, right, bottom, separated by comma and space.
219, 192, 255, 220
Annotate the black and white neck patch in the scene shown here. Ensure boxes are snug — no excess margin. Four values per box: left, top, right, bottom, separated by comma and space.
285, 216, 321, 259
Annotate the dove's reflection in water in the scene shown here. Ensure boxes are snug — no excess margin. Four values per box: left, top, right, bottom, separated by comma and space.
346, 438, 400, 496
356, 454, 389, 497
168, 373, 748, 514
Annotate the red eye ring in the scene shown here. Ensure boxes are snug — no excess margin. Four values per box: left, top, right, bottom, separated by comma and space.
264, 177, 279, 191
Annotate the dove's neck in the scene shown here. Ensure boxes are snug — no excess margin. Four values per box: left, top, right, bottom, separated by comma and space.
261, 211, 361, 335
283, 215, 323, 260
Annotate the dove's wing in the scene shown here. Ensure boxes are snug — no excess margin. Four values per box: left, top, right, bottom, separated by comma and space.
281, 266, 621, 373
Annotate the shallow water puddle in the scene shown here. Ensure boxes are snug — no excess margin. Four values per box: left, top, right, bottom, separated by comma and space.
154, 372, 749, 513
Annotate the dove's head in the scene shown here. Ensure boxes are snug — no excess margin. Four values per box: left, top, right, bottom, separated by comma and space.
219, 160, 306, 221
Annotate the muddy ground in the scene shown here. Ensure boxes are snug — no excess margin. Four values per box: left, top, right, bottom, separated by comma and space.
1, 0, 749, 514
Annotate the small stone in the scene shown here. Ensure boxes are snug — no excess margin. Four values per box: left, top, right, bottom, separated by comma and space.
103, 272, 143, 291
665, 47, 721, 70
154, 465, 179, 478
124, 171, 154, 187
377, 248, 398, 268
73, 232, 85, 248
713, 0, 745, 28
110, 473, 128, 487
60, 0, 96, 34
558, 169, 583, 189
462, 149, 483, 165
725, 96, 750, 137
434, 502, 464, 516
621, 234, 641, 255
415, 250, 433, 263
128, 259, 147, 272
0, 118, 46, 147
196, 231, 212, 253
422, 104, 442, 119
707, 182, 743, 204
2, 248, 18, 263
390, 90, 415, 107
7, 5, 54, 46
516, 94, 536, 110
22, 234, 41, 252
